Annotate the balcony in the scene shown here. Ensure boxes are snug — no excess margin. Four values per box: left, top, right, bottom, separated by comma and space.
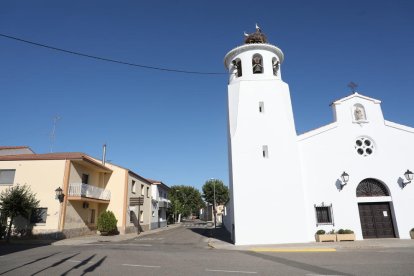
68, 183, 111, 202
158, 198, 171, 208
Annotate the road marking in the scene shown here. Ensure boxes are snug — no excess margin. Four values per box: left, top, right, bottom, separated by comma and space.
122, 264, 160, 268
206, 269, 257, 274
80, 243, 152, 247
251, 248, 336, 253
135, 237, 164, 241
67, 260, 94, 264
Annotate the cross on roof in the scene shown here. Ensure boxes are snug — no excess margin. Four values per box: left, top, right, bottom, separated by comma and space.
348, 82, 358, 92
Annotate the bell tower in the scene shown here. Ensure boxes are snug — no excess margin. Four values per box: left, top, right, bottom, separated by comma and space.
225, 26, 308, 245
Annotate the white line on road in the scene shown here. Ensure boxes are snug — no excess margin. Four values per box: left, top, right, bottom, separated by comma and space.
206, 269, 257, 274
79, 243, 152, 247
67, 260, 94, 264
122, 264, 161, 268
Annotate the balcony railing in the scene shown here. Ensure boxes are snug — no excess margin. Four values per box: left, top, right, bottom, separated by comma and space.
68, 183, 111, 201
159, 198, 171, 208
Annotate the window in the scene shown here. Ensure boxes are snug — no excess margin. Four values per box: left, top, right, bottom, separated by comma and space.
82, 174, 89, 184
262, 145, 269, 158
141, 184, 144, 196
0, 169, 16, 185
131, 180, 136, 194
272, 57, 279, 76
252, 54, 263, 74
30, 208, 47, 224
232, 58, 242, 77
140, 210, 144, 222
355, 137, 375, 157
90, 209, 95, 224
314, 204, 334, 225
259, 102, 264, 113
159, 190, 162, 199
130, 210, 135, 223
147, 187, 150, 198
152, 211, 155, 217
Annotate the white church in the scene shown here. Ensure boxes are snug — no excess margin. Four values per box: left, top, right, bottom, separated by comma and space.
222, 27, 414, 245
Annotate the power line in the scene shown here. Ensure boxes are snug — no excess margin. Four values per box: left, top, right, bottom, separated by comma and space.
0, 33, 227, 75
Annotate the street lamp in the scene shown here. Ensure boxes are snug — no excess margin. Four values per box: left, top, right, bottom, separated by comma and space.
210, 178, 217, 229
339, 172, 349, 191
402, 169, 413, 188
55, 187, 65, 203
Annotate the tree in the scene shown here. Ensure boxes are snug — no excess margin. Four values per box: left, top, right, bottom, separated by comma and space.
169, 185, 204, 222
0, 185, 39, 241
202, 179, 229, 206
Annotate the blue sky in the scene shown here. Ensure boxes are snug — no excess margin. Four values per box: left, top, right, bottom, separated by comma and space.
1, 1, 413, 190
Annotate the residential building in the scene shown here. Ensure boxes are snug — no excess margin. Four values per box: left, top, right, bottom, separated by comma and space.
0, 146, 34, 156
223, 27, 414, 245
147, 179, 170, 230
0, 152, 112, 238
100, 162, 152, 234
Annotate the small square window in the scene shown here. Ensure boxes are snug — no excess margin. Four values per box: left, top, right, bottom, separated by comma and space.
147, 187, 150, 198
30, 208, 47, 224
315, 204, 334, 225
141, 184, 144, 196
262, 145, 269, 158
259, 102, 264, 113
0, 169, 16, 185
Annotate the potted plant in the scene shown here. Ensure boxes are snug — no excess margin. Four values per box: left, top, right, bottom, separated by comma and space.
315, 229, 336, 242
410, 228, 414, 239
336, 229, 355, 241
97, 211, 118, 236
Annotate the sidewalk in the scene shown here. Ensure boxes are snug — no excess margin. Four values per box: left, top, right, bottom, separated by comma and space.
52, 223, 182, 246
207, 227, 414, 251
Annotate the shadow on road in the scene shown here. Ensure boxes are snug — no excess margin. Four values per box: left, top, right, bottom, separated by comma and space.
190, 226, 232, 244
0, 241, 52, 257
0, 251, 61, 275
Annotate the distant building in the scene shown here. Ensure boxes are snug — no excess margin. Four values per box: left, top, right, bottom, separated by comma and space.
0, 146, 34, 156
223, 27, 414, 245
147, 179, 170, 230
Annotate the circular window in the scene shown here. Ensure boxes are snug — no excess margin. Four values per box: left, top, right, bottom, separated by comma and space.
355, 137, 375, 157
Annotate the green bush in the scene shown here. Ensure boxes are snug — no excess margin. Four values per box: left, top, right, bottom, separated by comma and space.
97, 211, 118, 235
338, 229, 354, 234
315, 229, 325, 235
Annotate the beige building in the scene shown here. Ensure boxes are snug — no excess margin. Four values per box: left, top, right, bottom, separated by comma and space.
0, 152, 154, 238
100, 162, 152, 234
0, 152, 112, 238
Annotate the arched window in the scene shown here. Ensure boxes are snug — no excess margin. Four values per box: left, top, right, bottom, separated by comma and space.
272, 57, 279, 76
232, 58, 242, 77
252, 54, 263, 74
353, 104, 366, 121
356, 179, 389, 197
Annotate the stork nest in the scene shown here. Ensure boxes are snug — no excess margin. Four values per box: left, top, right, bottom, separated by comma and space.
244, 32, 267, 44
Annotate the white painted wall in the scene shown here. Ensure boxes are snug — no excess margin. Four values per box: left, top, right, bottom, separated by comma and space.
299, 93, 414, 240
225, 43, 308, 245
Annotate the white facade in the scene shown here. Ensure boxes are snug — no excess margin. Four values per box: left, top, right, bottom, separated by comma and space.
149, 181, 170, 230
224, 30, 414, 245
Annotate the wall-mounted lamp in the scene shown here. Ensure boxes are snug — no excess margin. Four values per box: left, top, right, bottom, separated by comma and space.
402, 169, 413, 188
55, 187, 65, 203
339, 171, 349, 190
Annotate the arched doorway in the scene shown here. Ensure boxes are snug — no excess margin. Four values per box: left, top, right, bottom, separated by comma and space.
357, 179, 396, 238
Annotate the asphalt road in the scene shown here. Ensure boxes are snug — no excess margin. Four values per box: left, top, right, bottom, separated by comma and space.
1, 221, 414, 275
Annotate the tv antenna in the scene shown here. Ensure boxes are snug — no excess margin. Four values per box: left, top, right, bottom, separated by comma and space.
347, 82, 358, 93
50, 115, 61, 153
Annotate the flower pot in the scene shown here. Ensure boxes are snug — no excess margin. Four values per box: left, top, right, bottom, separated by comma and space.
410, 231, 414, 239
315, 234, 336, 242
336, 233, 355, 241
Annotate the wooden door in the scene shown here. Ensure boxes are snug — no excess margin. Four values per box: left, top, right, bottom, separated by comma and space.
358, 203, 395, 238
